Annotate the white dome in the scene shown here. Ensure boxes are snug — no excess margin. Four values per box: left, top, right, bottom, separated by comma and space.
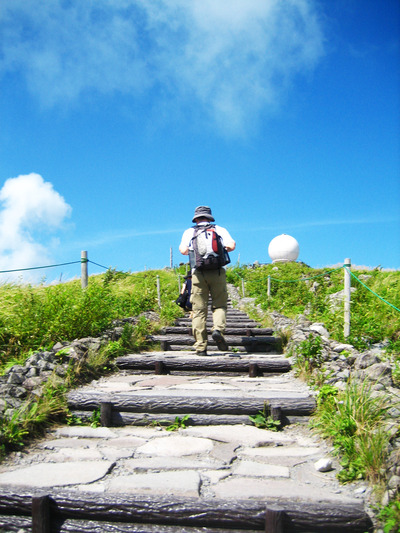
268, 234, 299, 263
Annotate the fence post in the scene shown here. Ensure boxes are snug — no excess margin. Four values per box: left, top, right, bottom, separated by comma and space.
81, 251, 88, 289
344, 258, 351, 338
170, 247, 173, 269
156, 275, 161, 308
32, 494, 51, 533
267, 275, 271, 299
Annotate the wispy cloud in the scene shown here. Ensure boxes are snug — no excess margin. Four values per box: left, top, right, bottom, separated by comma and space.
0, 0, 325, 135
0, 173, 72, 282
239, 215, 400, 233
74, 227, 183, 250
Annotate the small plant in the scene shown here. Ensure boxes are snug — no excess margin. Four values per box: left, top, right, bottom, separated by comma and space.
249, 402, 281, 431
316, 384, 338, 406
378, 498, 400, 533
166, 415, 191, 431
66, 413, 83, 426
293, 334, 324, 381
89, 408, 101, 428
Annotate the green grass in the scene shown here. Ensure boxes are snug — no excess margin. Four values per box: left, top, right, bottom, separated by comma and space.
227, 262, 400, 351
311, 379, 392, 485
0, 268, 185, 370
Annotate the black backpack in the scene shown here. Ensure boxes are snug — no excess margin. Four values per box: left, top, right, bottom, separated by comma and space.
189, 224, 230, 271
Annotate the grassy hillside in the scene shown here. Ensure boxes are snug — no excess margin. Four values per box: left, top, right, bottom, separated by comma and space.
227, 262, 400, 354
0, 262, 398, 372
0, 268, 185, 370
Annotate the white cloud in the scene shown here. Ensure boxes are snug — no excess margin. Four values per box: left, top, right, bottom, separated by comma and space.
0, 0, 325, 135
0, 173, 72, 282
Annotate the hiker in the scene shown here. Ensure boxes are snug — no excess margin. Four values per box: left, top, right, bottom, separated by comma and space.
179, 206, 236, 356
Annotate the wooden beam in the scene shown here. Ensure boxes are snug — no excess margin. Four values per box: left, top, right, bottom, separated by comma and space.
0, 490, 373, 532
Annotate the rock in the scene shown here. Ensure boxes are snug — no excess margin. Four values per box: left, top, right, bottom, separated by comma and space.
7, 372, 24, 385
310, 324, 330, 338
314, 458, 333, 472
332, 343, 355, 353
354, 352, 381, 370
364, 363, 393, 386
388, 475, 400, 490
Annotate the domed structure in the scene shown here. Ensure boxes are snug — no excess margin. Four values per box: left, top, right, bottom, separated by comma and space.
268, 234, 299, 263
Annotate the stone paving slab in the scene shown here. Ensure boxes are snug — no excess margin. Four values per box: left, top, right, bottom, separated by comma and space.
0, 423, 367, 508
0, 460, 114, 488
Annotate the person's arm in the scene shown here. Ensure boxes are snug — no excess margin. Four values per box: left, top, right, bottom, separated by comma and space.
179, 243, 189, 255
217, 226, 236, 252
179, 228, 192, 255
225, 240, 236, 252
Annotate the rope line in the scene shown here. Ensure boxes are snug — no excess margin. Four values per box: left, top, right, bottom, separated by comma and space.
0, 259, 110, 274
88, 260, 110, 270
344, 267, 400, 314
0, 260, 82, 274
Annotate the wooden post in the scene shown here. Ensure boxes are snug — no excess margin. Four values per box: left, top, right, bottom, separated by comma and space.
155, 361, 168, 375
344, 258, 351, 338
32, 495, 51, 533
265, 507, 283, 532
271, 406, 281, 423
249, 363, 259, 378
170, 247, 173, 268
267, 275, 271, 299
100, 402, 113, 427
81, 251, 88, 289
156, 275, 161, 308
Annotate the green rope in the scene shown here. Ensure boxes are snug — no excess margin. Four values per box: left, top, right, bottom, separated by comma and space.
88, 260, 110, 270
345, 267, 400, 314
0, 258, 111, 274
0, 260, 82, 274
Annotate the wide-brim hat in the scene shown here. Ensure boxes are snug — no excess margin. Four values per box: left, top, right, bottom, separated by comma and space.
192, 205, 215, 223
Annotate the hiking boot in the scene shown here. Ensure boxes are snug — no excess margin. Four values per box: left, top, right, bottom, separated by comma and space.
212, 330, 229, 351
196, 350, 208, 356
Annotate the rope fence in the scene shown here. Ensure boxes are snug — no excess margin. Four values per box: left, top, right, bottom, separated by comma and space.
1, 252, 399, 338
0, 251, 110, 289
238, 258, 400, 339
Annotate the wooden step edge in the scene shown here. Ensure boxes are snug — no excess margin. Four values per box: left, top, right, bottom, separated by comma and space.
0, 489, 373, 532
67, 393, 315, 417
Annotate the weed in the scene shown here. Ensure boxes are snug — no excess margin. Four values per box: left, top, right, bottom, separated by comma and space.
89, 408, 101, 428
378, 498, 400, 533
249, 402, 281, 431
316, 384, 338, 406
293, 334, 324, 382
166, 415, 191, 431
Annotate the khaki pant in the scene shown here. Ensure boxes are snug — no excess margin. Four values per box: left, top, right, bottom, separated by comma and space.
190, 269, 228, 352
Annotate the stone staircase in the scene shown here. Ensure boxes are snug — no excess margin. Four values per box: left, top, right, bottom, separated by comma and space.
0, 303, 374, 532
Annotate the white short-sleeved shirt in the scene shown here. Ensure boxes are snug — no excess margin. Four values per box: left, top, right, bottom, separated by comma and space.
180, 223, 234, 251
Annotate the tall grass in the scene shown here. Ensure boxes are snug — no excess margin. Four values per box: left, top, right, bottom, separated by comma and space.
311, 380, 392, 484
0, 268, 184, 369
227, 263, 400, 351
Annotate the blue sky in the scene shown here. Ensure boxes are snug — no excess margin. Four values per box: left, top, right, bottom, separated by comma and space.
0, 0, 399, 283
